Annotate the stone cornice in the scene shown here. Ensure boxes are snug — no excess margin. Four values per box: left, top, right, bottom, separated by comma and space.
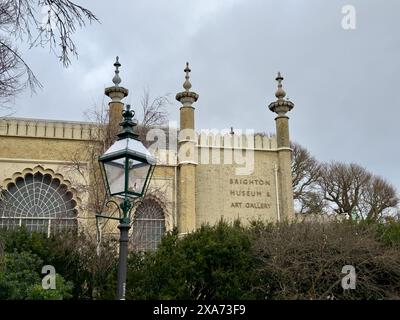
0, 157, 88, 166
104, 86, 129, 101
176, 91, 199, 105
268, 99, 294, 115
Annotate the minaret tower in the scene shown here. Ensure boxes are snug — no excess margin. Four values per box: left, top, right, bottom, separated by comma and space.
268, 72, 295, 219
105, 57, 129, 141
176, 62, 199, 234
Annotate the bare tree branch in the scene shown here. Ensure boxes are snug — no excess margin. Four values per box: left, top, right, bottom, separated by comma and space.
137, 89, 170, 147
291, 142, 325, 214
0, 0, 98, 107
317, 162, 398, 221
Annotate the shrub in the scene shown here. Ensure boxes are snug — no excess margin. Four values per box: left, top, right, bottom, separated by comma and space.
377, 220, 400, 247
0, 227, 118, 299
0, 251, 42, 299
249, 220, 400, 299
126, 220, 256, 300
1, 219, 400, 300
26, 274, 73, 300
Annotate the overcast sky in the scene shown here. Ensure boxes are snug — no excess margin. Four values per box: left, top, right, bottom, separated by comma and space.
9, 0, 400, 191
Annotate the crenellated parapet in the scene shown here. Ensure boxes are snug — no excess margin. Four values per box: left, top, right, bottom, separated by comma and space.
0, 117, 101, 141
197, 133, 278, 150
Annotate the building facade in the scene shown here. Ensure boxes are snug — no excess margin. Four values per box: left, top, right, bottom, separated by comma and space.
0, 59, 295, 249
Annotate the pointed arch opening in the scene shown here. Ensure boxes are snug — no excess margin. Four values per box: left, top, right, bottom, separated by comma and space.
131, 198, 166, 251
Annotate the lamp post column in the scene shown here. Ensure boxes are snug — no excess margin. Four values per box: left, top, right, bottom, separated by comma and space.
100, 57, 156, 300
116, 199, 132, 300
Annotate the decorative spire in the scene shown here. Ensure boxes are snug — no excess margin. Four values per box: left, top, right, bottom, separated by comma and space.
176, 61, 199, 105
275, 72, 286, 100
183, 62, 192, 91
268, 72, 294, 116
112, 56, 122, 86
105, 56, 128, 102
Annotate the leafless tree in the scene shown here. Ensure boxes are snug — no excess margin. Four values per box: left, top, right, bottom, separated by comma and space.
319, 162, 371, 218
296, 191, 327, 216
136, 89, 170, 146
318, 162, 398, 221
65, 90, 169, 248
0, 0, 97, 105
291, 142, 324, 214
358, 176, 399, 221
290, 144, 398, 220
0, 39, 27, 110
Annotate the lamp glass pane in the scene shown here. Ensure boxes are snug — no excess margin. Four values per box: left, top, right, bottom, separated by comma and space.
104, 160, 125, 195
127, 159, 151, 195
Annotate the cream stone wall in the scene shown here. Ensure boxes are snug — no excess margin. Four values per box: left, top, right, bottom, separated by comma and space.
195, 133, 281, 227
147, 165, 177, 232
0, 116, 295, 235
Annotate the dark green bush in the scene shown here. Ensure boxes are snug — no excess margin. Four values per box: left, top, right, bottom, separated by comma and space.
0, 227, 117, 299
0, 250, 73, 300
377, 220, 400, 247
0, 251, 43, 299
126, 220, 257, 300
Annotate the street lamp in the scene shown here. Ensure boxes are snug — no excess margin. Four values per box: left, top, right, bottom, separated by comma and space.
98, 104, 156, 300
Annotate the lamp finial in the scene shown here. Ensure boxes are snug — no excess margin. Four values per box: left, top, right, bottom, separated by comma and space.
117, 104, 139, 140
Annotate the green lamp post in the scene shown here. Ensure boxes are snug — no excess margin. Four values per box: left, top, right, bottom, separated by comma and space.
98, 104, 156, 300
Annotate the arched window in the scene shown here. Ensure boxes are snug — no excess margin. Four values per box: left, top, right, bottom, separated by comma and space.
0, 171, 78, 235
131, 199, 166, 251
